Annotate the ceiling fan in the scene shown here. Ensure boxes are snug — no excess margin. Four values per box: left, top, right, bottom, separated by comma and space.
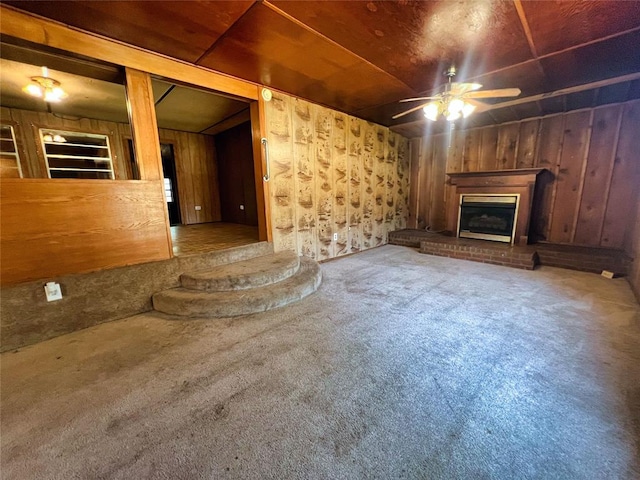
392, 66, 521, 122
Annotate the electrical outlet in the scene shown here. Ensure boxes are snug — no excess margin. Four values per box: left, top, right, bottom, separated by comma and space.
194, 205, 202, 211
45, 282, 63, 302
333, 233, 338, 241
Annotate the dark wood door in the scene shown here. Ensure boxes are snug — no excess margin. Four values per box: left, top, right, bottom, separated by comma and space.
214, 121, 257, 226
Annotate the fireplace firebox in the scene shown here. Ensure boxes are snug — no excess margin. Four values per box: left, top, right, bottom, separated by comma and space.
458, 195, 519, 244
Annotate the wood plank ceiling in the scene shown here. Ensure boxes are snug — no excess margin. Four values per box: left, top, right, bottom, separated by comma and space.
6, 0, 640, 137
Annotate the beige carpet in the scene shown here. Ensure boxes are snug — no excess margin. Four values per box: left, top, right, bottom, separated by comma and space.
2, 245, 639, 479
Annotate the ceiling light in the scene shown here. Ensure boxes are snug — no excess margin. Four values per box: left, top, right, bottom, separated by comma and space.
23, 66, 68, 103
423, 96, 477, 122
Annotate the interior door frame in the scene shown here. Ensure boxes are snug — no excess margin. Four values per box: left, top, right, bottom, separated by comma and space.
250, 99, 272, 242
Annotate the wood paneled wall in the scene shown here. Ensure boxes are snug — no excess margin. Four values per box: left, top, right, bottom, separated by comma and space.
0, 179, 171, 285
0, 107, 130, 180
264, 92, 410, 261
0, 107, 221, 225
158, 129, 221, 224
409, 100, 640, 252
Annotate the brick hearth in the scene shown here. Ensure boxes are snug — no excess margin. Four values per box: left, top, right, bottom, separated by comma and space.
389, 229, 631, 274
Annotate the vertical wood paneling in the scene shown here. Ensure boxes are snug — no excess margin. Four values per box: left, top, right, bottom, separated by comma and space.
430, 134, 447, 230
160, 128, 221, 224
478, 127, 498, 171
418, 136, 433, 229
445, 131, 465, 232
516, 119, 540, 168
601, 100, 640, 249
411, 100, 637, 251
464, 128, 483, 171
574, 105, 622, 245
496, 123, 520, 170
534, 114, 565, 239
407, 137, 421, 228
548, 110, 592, 243
396, 136, 410, 231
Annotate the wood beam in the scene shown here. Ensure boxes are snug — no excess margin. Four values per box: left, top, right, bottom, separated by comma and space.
0, 5, 260, 101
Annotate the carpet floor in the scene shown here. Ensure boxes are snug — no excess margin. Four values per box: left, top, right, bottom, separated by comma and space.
2, 245, 639, 479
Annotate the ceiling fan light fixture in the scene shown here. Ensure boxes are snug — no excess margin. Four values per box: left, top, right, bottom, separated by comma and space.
22, 66, 68, 103
423, 102, 439, 121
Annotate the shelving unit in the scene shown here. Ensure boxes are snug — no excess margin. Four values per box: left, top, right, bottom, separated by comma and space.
40, 129, 115, 179
0, 124, 23, 178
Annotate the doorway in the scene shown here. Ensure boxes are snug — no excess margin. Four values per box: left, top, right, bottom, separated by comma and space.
160, 143, 181, 226
214, 121, 258, 226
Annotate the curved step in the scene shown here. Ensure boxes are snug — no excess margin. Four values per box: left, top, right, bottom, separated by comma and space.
180, 251, 300, 291
153, 257, 322, 318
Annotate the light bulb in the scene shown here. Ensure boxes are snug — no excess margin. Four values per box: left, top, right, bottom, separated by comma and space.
43, 134, 53, 142
462, 102, 476, 118
23, 84, 43, 97
448, 98, 465, 114
446, 111, 461, 122
423, 103, 439, 121
53, 135, 67, 143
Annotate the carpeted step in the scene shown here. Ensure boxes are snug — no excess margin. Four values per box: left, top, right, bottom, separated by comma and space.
152, 257, 321, 318
180, 251, 300, 291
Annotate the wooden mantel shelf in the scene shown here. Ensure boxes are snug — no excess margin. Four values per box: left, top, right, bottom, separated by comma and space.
448, 168, 546, 185
445, 168, 548, 246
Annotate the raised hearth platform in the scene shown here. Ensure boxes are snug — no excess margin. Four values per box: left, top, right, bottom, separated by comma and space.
389, 229, 631, 274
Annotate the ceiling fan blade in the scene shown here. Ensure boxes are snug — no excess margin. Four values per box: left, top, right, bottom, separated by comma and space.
464, 98, 491, 113
464, 88, 521, 99
449, 82, 483, 95
392, 102, 430, 119
399, 96, 439, 103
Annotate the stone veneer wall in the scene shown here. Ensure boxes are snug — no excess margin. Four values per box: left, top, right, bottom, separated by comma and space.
264, 92, 410, 260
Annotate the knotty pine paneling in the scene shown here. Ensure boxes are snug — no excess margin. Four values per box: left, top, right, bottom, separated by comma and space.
264, 92, 409, 260
410, 100, 640, 251
0, 178, 171, 285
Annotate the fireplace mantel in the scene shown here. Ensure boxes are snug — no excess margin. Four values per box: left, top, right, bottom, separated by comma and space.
446, 169, 546, 245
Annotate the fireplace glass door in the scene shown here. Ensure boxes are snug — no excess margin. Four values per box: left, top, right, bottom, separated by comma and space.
458, 195, 518, 244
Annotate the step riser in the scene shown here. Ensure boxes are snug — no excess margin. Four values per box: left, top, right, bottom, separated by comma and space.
153, 258, 321, 318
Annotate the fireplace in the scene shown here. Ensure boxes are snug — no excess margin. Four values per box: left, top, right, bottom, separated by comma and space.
447, 169, 546, 246
458, 195, 519, 244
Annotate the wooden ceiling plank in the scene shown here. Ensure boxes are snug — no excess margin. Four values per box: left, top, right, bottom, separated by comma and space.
194, 2, 259, 65
262, 0, 416, 94
0, 6, 260, 101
